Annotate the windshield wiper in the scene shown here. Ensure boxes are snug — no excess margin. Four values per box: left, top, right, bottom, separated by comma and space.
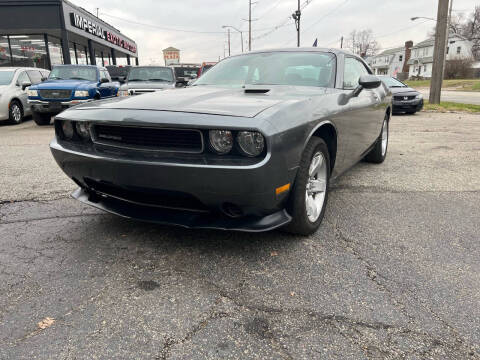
70, 77, 87, 80
50, 77, 63, 80
390, 85, 406, 88
150, 79, 171, 82
127, 79, 143, 81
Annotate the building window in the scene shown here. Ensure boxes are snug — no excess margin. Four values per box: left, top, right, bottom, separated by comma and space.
7, 35, 48, 69
47, 35, 63, 66
76, 46, 88, 64
69, 42, 77, 64
447, 47, 449, 54
0, 36, 12, 66
399, 55, 403, 62
424, 65, 427, 72
457, 46, 461, 54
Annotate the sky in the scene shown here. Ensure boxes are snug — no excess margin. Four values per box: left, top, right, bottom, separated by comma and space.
72, 0, 479, 64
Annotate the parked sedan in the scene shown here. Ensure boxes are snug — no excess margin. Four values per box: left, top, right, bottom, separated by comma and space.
379, 76, 423, 114
0, 67, 49, 124
117, 66, 179, 97
50, 48, 391, 235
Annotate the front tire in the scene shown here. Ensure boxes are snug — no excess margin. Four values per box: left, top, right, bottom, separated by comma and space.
8, 100, 23, 125
285, 137, 330, 236
32, 112, 52, 126
364, 116, 389, 164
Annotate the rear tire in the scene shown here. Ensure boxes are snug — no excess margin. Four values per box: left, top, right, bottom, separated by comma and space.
364, 115, 389, 164
284, 137, 330, 236
32, 112, 52, 126
8, 100, 23, 125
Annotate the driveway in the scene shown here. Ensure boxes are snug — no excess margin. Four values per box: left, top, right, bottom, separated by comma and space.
1, 113, 479, 359
419, 88, 480, 104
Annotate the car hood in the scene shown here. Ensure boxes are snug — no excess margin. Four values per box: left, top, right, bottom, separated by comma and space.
389, 86, 419, 95
72, 85, 306, 118
0, 85, 9, 94
120, 81, 175, 90
31, 79, 96, 90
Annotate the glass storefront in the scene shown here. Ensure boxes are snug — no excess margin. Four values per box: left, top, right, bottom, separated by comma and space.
0, 36, 10, 66
7, 35, 49, 68
69, 41, 77, 64
47, 35, 63, 66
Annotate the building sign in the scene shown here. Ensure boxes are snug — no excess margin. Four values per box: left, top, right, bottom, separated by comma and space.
70, 12, 137, 54
163, 48, 180, 65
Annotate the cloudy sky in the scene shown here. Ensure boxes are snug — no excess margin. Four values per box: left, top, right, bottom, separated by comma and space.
72, 0, 478, 64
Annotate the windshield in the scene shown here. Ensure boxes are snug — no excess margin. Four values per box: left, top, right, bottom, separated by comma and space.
194, 52, 336, 88
127, 67, 174, 82
49, 66, 97, 81
0, 71, 15, 85
380, 76, 407, 88
174, 67, 199, 78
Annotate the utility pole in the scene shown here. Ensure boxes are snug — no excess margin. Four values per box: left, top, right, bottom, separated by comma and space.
292, 0, 301, 47
96, 7, 99, 17
227, 28, 231, 56
340, 36, 344, 49
248, 0, 252, 51
430, 0, 450, 104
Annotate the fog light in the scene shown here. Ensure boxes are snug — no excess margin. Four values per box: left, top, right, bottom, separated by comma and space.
75, 122, 90, 139
209, 130, 233, 154
61, 120, 74, 139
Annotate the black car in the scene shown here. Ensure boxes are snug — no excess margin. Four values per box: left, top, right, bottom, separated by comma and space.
106, 65, 131, 83
379, 76, 423, 115
50, 48, 391, 235
171, 64, 200, 86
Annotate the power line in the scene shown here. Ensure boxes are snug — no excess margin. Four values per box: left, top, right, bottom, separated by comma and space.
303, 0, 349, 33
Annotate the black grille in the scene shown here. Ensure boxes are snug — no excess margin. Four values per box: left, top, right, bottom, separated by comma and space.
394, 95, 416, 101
39, 89, 72, 99
83, 178, 209, 212
92, 125, 203, 153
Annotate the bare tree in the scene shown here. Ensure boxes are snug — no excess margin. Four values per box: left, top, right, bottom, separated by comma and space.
346, 29, 379, 57
462, 6, 480, 60
444, 58, 474, 79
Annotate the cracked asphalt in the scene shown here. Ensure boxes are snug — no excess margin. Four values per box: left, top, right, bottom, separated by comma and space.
0, 112, 479, 359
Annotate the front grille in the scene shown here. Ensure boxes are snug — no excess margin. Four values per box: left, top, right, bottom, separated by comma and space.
83, 178, 209, 212
92, 125, 204, 153
394, 95, 416, 101
39, 89, 72, 99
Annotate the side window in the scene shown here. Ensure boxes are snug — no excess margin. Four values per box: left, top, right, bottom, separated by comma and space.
101, 70, 111, 81
27, 70, 42, 84
343, 57, 369, 89
16, 71, 31, 86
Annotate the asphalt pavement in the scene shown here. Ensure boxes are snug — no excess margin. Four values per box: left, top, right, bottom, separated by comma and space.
419, 88, 480, 105
1, 112, 479, 359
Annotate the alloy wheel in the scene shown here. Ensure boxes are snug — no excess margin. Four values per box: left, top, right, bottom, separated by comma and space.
305, 151, 327, 223
11, 104, 22, 123
381, 119, 388, 157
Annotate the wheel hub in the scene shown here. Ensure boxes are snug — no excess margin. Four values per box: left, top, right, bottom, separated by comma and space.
305, 152, 327, 223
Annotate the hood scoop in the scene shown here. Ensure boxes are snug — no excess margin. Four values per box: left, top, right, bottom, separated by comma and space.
244, 88, 270, 94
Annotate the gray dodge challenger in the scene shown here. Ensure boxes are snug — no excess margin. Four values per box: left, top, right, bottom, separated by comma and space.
50, 48, 391, 235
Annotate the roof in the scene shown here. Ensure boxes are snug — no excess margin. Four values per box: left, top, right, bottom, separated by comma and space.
163, 47, 180, 52
377, 47, 404, 56
412, 34, 470, 49
247, 47, 355, 56
0, 67, 49, 71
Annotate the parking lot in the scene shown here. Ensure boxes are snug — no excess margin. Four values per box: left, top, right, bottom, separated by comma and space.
0, 111, 479, 359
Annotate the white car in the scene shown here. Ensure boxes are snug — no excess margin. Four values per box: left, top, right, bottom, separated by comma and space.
0, 67, 50, 124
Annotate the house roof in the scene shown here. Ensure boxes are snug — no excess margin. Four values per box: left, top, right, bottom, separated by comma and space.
163, 47, 180, 52
377, 47, 404, 56
412, 34, 470, 49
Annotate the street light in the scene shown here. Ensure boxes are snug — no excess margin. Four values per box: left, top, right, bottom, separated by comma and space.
222, 25, 244, 53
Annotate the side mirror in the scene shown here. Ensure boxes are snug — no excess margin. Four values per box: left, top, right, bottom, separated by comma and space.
100, 78, 109, 84
41, 77, 47, 82
21, 81, 32, 90
338, 75, 381, 106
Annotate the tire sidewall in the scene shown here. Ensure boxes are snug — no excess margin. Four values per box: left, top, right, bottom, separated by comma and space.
287, 138, 330, 234
9, 101, 23, 124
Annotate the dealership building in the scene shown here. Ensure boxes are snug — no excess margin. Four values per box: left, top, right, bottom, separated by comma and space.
0, 0, 138, 70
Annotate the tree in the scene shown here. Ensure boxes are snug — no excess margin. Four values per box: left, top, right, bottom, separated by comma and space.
444, 58, 474, 79
346, 29, 379, 57
462, 6, 480, 60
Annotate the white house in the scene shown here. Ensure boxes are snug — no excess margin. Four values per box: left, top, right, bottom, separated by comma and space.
407, 34, 473, 78
366, 41, 412, 78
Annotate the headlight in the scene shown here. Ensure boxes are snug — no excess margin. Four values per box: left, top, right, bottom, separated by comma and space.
27, 89, 38, 97
75, 122, 90, 139
74, 90, 89, 98
61, 120, 74, 139
236, 131, 265, 157
118, 90, 130, 97
209, 130, 233, 154
415, 94, 423, 99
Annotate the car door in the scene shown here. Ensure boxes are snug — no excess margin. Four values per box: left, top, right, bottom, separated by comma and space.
15, 71, 32, 113
338, 56, 384, 167
99, 70, 115, 97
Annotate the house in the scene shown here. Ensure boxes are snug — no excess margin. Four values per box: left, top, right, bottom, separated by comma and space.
367, 41, 413, 79
407, 34, 473, 78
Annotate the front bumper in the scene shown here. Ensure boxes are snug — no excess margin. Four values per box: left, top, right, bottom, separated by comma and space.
29, 99, 91, 114
392, 99, 424, 113
50, 138, 295, 232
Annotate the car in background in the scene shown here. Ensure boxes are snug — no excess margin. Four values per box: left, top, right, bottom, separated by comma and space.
197, 62, 217, 77
106, 65, 131, 83
378, 76, 423, 115
171, 63, 200, 86
28, 64, 119, 126
117, 66, 179, 97
0, 67, 49, 125
50, 48, 391, 235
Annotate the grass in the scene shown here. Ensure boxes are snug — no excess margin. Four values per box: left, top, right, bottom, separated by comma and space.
423, 100, 480, 112
404, 79, 480, 92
